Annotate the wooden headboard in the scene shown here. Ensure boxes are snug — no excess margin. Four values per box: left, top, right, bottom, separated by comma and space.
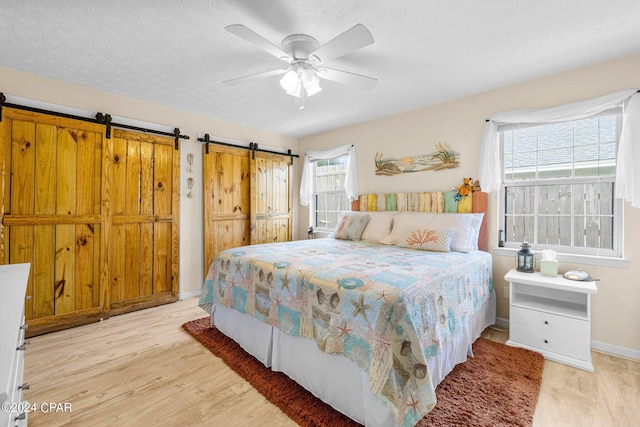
351, 191, 489, 252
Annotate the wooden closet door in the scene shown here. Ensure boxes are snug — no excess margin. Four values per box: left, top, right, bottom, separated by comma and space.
107, 130, 179, 315
202, 146, 293, 276
250, 152, 292, 244
1, 108, 106, 335
202, 145, 250, 278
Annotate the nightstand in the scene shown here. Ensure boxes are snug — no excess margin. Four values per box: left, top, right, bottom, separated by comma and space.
504, 268, 597, 372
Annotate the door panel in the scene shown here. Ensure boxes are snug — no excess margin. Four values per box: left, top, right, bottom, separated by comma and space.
0, 109, 180, 335
202, 145, 250, 278
10, 225, 35, 320
202, 146, 293, 277
32, 224, 54, 319
56, 128, 77, 215
1, 108, 106, 335
10, 119, 36, 215
250, 152, 292, 245
75, 222, 98, 310
107, 130, 179, 312
53, 223, 76, 315
34, 123, 56, 214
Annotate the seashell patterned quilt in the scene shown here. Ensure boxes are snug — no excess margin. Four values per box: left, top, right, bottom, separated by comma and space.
199, 238, 492, 426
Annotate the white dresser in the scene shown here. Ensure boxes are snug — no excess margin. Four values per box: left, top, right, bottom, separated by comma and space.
0, 263, 30, 427
505, 268, 597, 372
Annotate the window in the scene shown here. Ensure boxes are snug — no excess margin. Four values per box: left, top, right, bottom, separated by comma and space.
500, 112, 622, 257
311, 155, 350, 231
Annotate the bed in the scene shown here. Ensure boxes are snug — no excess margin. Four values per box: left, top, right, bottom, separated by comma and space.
198, 191, 495, 427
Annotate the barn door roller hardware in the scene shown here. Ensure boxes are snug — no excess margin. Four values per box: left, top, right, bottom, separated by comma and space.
0, 93, 188, 150
198, 133, 298, 164
0, 92, 99, 125
96, 113, 188, 149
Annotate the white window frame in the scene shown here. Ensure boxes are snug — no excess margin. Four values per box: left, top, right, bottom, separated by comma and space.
309, 155, 350, 233
496, 111, 628, 267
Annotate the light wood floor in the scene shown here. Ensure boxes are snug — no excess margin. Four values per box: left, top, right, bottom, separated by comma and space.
23, 297, 640, 427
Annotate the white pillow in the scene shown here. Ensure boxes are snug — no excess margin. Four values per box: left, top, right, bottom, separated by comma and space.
360, 211, 397, 243
380, 212, 484, 252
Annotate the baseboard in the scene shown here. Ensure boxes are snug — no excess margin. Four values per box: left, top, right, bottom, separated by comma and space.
493, 318, 640, 361
494, 316, 509, 330
591, 340, 640, 361
179, 290, 201, 300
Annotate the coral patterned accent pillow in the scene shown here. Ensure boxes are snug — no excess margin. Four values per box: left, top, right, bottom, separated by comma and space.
398, 227, 454, 252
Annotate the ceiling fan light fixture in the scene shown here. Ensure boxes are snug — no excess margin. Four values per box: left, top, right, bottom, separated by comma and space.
304, 77, 322, 96
279, 63, 321, 99
300, 66, 315, 84
224, 23, 377, 105
280, 68, 299, 93
300, 66, 322, 96
286, 84, 302, 98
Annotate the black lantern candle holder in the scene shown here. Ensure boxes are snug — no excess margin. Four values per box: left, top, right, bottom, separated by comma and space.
516, 241, 534, 273
308, 226, 317, 239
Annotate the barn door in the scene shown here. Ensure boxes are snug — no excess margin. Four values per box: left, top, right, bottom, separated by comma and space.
202, 146, 293, 277
106, 129, 180, 315
202, 145, 250, 278
0, 108, 107, 335
250, 151, 292, 244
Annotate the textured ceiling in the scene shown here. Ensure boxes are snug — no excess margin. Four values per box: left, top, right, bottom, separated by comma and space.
2, 0, 640, 138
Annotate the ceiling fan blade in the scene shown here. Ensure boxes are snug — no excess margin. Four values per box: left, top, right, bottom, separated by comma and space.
226, 24, 292, 61
311, 24, 374, 63
318, 68, 378, 90
223, 69, 287, 86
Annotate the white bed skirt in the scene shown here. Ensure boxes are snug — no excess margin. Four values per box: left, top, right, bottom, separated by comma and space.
212, 290, 496, 426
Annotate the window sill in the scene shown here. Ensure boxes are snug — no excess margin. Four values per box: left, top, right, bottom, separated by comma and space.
492, 247, 629, 269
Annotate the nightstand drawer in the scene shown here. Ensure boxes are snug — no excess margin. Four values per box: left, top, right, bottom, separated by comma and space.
511, 306, 590, 341
510, 325, 591, 361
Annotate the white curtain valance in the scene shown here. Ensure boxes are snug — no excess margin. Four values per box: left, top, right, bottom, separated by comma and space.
479, 89, 640, 207
299, 144, 358, 206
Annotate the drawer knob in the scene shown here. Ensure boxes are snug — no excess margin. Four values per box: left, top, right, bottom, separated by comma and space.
19, 383, 30, 390
16, 343, 27, 351
544, 339, 549, 344
544, 320, 549, 325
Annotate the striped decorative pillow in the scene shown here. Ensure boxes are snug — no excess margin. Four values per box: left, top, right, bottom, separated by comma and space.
398, 227, 454, 252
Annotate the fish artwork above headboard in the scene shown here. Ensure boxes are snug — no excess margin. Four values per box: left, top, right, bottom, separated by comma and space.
351, 190, 489, 252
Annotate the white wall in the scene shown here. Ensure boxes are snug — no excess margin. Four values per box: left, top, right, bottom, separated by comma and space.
298, 53, 640, 356
0, 66, 299, 299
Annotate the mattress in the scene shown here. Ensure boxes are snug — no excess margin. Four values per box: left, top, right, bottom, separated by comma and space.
199, 238, 494, 426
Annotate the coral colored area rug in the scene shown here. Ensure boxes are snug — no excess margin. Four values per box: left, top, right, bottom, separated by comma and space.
183, 317, 543, 426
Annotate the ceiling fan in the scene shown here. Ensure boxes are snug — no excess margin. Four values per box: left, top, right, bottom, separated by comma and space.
223, 23, 378, 109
